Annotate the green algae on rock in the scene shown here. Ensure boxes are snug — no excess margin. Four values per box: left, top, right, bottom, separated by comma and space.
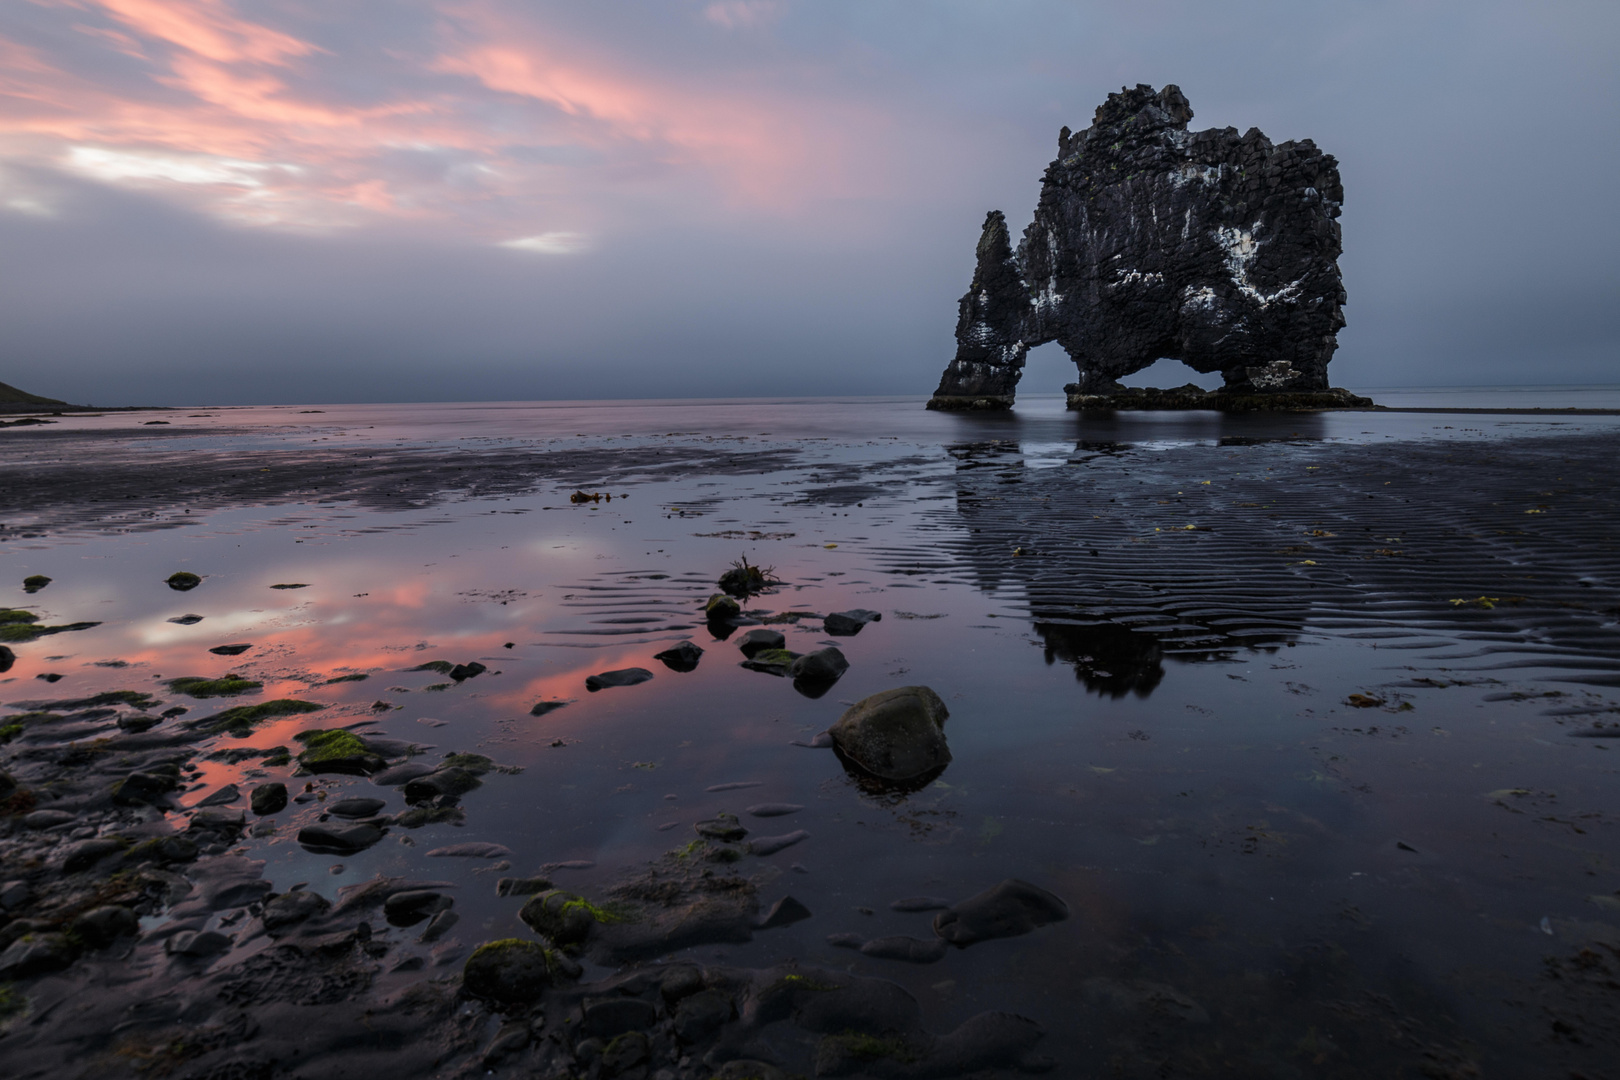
518, 890, 630, 947
22, 575, 50, 594
294, 728, 386, 775
462, 938, 577, 1003
165, 675, 263, 699
0, 609, 100, 644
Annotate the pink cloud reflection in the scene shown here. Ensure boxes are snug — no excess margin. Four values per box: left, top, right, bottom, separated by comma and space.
0, 1, 888, 232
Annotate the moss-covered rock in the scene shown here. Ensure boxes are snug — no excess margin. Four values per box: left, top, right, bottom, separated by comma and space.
165, 572, 202, 591
704, 593, 741, 619
166, 675, 262, 699
21, 575, 50, 594
739, 648, 799, 675
294, 728, 386, 775
0, 609, 39, 627
0, 613, 100, 643
462, 938, 574, 1003
518, 890, 628, 947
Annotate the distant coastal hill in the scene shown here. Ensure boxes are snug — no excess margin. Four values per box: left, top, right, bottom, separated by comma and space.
0, 379, 66, 406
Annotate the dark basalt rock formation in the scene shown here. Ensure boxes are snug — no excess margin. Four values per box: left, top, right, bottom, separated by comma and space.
928, 84, 1365, 412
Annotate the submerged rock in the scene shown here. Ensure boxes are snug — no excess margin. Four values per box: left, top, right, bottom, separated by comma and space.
653, 640, 704, 672
165, 571, 202, 591
705, 593, 742, 620
295, 729, 387, 775
739, 648, 800, 676
828, 686, 951, 781
933, 879, 1070, 947
250, 782, 288, 815
585, 667, 654, 692
327, 796, 386, 819
928, 84, 1353, 411
735, 628, 786, 658
824, 609, 882, 636
789, 647, 848, 688
298, 822, 385, 854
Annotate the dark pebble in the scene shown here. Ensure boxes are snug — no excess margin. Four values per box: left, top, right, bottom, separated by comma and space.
757, 895, 812, 930
749, 830, 808, 856
825, 609, 882, 636
585, 667, 654, 691
298, 823, 385, 854
746, 803, 804, 817
529, 701, 567, 717
328, 797, 387, 819
735, 629, 786, 658
890, 896, 951, 912
653, 640, 704, 672
860, 935, 948, 963
250, 782, 288, 815
209, 643, 252, 656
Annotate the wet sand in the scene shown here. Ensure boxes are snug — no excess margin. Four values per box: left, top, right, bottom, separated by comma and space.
1, 401, 1618, 1079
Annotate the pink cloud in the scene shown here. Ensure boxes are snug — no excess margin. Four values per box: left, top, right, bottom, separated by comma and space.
89, 0, 320, 66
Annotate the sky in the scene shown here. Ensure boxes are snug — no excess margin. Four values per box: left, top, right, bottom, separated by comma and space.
0, 0, 1616, 406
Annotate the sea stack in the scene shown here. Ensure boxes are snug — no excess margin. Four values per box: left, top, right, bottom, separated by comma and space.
928, 84, 1364, 411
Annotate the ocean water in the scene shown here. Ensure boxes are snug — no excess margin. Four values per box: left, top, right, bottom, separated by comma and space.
3, 391, 1619, 1075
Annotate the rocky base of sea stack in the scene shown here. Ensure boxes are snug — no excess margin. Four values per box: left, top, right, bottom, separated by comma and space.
924, 394, 1017, 412
1064, 385, 1374, 412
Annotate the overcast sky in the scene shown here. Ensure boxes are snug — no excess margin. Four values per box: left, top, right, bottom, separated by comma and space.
0, 1, 1615, 405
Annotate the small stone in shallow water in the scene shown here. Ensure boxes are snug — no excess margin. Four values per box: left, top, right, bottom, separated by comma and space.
789, 647, 849, 686
825, 609, 882, 636
372, 761, 435, 786
585, 667, 654, 691
747, 803, 803, 817
695, 813, 748, 842
426, 842, 512, 859
209, 643, 252, 656
933, 879, 1070, 947
298, 823, 385, 854
167, 614, 204, 625
861, 935, 948, 963
23, 575, 51, 594
327, 797, 386, 819
529, 700, 567, 716
756, 895, 812, 930
830, 685, 951, 781
540, 859, 595, 871
495, 876, 553, 897
749, 830, 808, 856
166, 572, 202, 591
653, 640, 704, 672
890, 896, 951, 912
707, 781, 762, 792
193, 784, 240, 808
735, 628, 786, 658
827, 932, 865, 949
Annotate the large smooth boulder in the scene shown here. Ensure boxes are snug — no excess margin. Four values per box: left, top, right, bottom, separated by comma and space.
828, 686, 951, 780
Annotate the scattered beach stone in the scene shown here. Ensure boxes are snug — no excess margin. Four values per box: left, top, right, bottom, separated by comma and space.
165, 930, 231, 958
269, 583, 309, 590
449, 661, 486, 682
674, 989, 734, 1041
383, 889, 453, 923
583, 996, 658, 1037
295, 729, 387, 775
298, 823, 385, 854
0, 645, 12, 673
829, 686, 951, 780
22, 574, 51, 594
495, 876, 553, 897
585, 667, 654, 691
372, 761, 435, 786
166, 571, 202, 591
208, 643, 252, 656
599, 1030, 651, 1072
261, 888, 330, 932
167, 614, 204, 625
250, 782, 288, 815
540, 859, 595, 871
695, 813, 748, 843
24, 809, 76, 829
740, 648, 800, 675
891, 896, 951, 912
746, 803, 803, 817
327, 796, 386, 818
126, 835, 198, 865
116, 714, 160, 732
707, 781, 762, 792
70, 905, 139, 948
194, 783, 240, 808
166, 674, 263, 699
0, 933, 75, 978
756, 895, 812, 930
789, 647, 848, 685
861, 935, 949, 963
735, 628, 786, 657
419, 909, 458, 942
426, 842, 512, 859
529, 700, 568, 716
462, 939, 572, 1003
403, 767, 482, 802
36, 672, 62, 683
933, 879, 1070, 947
824, 609, 882, 636
749, 830, 808, 856
653, 640, 704, 672
705, 593, 741, 620
112, 770, 178, 806
0, 881, 30, 910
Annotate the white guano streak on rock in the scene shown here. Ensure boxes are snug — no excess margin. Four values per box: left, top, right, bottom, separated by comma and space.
1213, 224, 1302, 308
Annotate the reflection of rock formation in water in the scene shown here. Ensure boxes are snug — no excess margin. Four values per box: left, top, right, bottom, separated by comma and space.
1036, 620, 1164, 699
928, 84, 1361, 412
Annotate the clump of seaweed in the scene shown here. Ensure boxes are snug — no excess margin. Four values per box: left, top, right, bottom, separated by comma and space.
717, 554, 781, 598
